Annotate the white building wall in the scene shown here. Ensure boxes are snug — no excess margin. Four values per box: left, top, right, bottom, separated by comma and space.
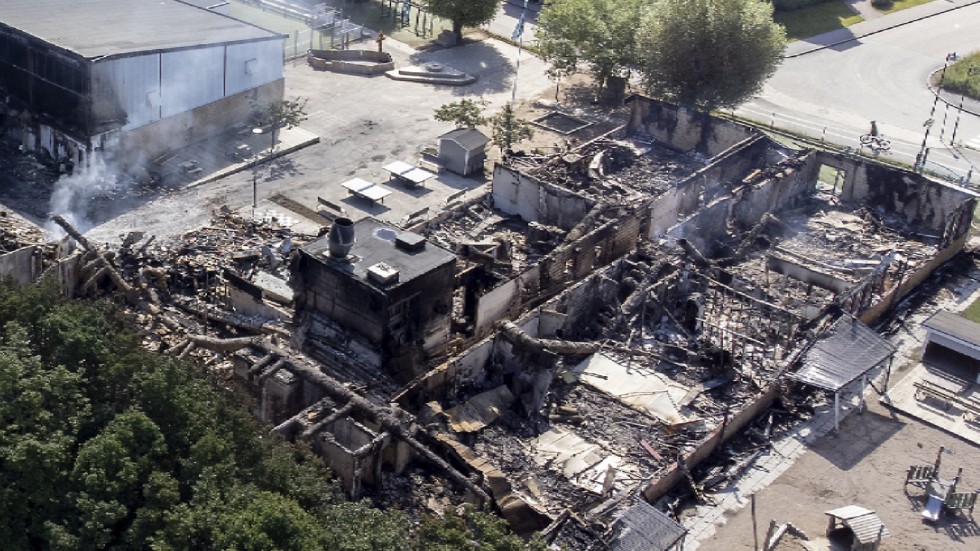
90, 38, 283, 134
92, 54, 161, 130
225, 40, 284, 96
160, 46, 225, 118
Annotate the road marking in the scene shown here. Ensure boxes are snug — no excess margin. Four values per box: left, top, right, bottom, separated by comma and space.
965, 135, 980, 151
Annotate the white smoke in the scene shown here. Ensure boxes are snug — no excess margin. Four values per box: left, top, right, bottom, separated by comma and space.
44, 152, 123, 238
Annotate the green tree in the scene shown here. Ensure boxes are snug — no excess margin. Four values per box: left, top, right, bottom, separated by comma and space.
434, 98, 487, 128
69, 410, 168, 548
0, 282, 545, 551
424, 0, 499, 44
637, 0, 786, 111
418, 506, 548, 551
537, 0, 645, 99
251, 97, 309, 151
490, 104, 534, 154
0, 322, 89, 549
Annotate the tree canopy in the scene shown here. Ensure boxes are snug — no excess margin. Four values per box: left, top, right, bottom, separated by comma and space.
433, 98, 487, 128
425, 0, 499, 44
0, 280, 543, 550
490, 104, 534, 153
536, 0, 645, 96
636, 0, 786, 111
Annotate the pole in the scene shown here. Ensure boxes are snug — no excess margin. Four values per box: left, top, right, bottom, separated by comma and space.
834, 391, 840, 433
251, 127, 264, 218
751, 494, 759, 551
918, 54, 955, 169
950, 67, 979, 146
510, 0, 528, 106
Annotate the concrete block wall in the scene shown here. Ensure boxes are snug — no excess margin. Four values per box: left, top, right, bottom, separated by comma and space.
0, 245, 39, 287
625, 95, 760, 157
491, 164, 593, 230
818, 151, 978, 234
118, 78, 284, 165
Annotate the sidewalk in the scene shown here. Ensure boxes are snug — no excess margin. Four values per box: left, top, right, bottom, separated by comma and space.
484, 0, 540, 45
786, 0, 980, 57
681, 372, 885, 549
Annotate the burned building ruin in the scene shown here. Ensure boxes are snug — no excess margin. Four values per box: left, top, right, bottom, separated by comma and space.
0, 0, 285, 165
291, 217, 456, 381
4, 93, 974, 546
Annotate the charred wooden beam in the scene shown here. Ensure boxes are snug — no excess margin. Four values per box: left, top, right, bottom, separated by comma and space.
52, 215, 138, 305
187, 334, 260, 353
254, 342, 491, 504
497, 320, 662, 359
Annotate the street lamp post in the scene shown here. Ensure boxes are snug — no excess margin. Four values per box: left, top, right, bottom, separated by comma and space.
251, 127, 263, 218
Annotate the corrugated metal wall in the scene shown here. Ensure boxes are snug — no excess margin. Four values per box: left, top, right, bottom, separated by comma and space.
93, 54, 160, 129
91, 38, 283, 131
225, 39, 283, 96
161, 46, 224, 118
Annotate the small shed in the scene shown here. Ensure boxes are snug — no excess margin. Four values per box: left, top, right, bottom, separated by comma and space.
608, 501, 687, 551
824, 505, 889, 551
921, 310, 980, 383
790, 315, 896, 432
437, 128, 488, 176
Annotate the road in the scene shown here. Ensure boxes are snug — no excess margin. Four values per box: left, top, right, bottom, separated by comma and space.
737, 1, 980, 183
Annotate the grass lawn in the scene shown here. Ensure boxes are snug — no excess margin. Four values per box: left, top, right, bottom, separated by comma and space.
964, 296, 980, 324
934, 52, 980, 101
876, 0, 934, 14
774, 1, 863, 41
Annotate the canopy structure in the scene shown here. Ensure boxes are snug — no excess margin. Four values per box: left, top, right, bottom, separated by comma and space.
824, 505, 889, 551
922, 310, 980, 381
791, 316, 896, 431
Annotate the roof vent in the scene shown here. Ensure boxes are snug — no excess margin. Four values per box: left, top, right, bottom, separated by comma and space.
328, 217, 355, 258
367, 262, 399, 285
395, 231, 426, 252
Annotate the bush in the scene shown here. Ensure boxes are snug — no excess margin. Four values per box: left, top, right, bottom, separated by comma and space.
871, 0, 892, 8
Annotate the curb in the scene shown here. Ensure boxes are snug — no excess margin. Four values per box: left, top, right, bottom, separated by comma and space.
187, 134, 321, 189
785, 0, 980, 58
925, 68, 980, 119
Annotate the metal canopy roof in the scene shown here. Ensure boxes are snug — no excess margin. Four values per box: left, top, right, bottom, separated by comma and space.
791, 316, 896, 392
610, 501, 687, 551
0, 0, 282, 60
825, 505, 890, 544
923, 310, 980, 348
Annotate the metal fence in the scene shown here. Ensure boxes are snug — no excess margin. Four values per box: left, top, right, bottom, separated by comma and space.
233, 0, 368, 58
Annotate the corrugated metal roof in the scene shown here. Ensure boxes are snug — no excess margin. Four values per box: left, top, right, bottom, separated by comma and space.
0, 0, 282, 60
791, 316, 896, 392
825, 506, 890, 544
610, 501, 686, 551
923, 310, 980, 348
440, 128, 489, 150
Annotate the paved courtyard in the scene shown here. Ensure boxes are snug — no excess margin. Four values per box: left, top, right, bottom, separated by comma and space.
84, 35, 553, 242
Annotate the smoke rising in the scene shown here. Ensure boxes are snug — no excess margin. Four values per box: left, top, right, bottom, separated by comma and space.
44, 152, 125, 238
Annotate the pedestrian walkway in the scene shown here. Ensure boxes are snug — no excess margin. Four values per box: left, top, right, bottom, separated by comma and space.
964, 134, 980, 151
681, 372, 884, 549
484, 0, 539, 45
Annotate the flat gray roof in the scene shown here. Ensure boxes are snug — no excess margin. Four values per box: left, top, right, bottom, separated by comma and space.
923, 310, 980, 348
0, 0, 282, 60
303, 218, 455, 289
